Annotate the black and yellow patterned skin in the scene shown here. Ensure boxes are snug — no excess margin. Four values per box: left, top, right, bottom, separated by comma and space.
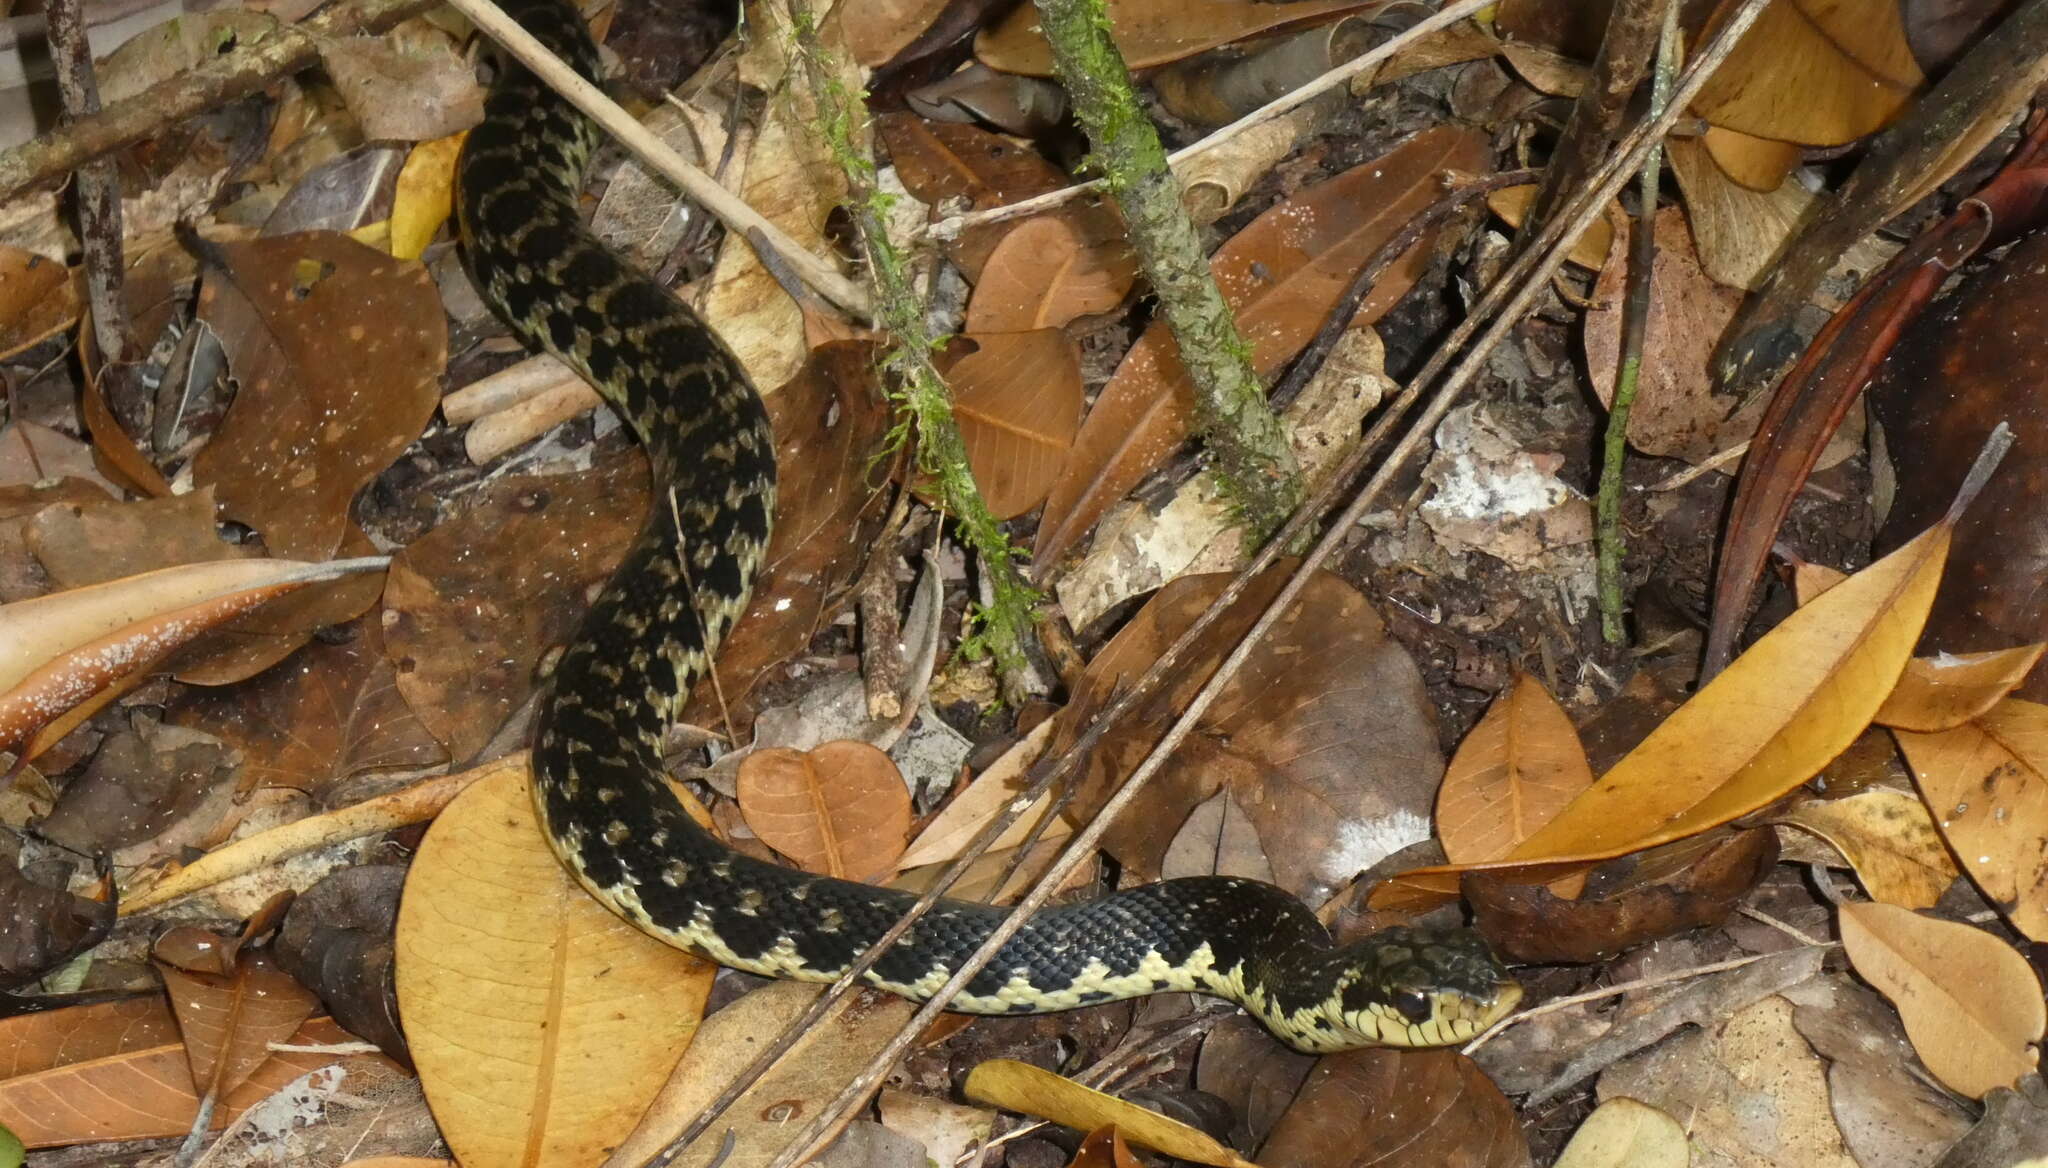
455, 0, 1520, 1052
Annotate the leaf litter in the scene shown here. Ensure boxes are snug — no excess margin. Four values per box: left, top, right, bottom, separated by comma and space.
4, 0, 2047, 1164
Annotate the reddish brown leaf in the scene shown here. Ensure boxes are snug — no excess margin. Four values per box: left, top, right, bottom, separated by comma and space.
0, 996, 179, 1077
187, 230, 444, 562
1258, 1047, 1529, 1167
0, 247, 81, 360
942, 330, 1084, 519
966, 215, 1136, 332
737, 741, 913, 882
1034, 126, 1490, 570
170, 622, 447, 795
381, 452, 651, 760
975, 0, 1378, 76
155, 948, 320, 1102
1049, 566, 1441, 904
0, 1015, 386, 1148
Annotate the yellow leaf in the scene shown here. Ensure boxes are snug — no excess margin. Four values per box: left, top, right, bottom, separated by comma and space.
964, 1059, 1258, 1168
1839, 901, 2044, 1099
1894, 699, 2048, 940
394, 765, 714, 1167
1778, 788, 1958, 908
1876, 644, 2046, 732
1553, 1097, 1688, 1168
1485, 184, 1613, 270
1380, 519, 1947, 900
1699, 125, 1802, 192
1692, 0, 1922, 146
390, 132, 467, 262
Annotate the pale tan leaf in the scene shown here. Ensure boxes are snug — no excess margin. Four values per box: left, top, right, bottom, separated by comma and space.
737, 741, 913, 881
1553, 1097, 1688, 1168
1894, 699, 2048, 940
899, 717, 1066, 868
1876, 645, 2046, 733
394, 766, 714, 1167
601, 980, 917, 1168
1778, 789, 1958, 908
1839, 901, 2044, 1099
964, 1059, 1256, 1168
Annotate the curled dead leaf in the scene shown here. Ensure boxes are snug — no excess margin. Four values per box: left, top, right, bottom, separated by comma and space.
964, 1058, 1256, 1168
1876, 645, 2047, 733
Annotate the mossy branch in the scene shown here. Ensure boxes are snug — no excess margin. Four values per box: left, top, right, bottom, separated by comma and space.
1033, 0, 1301, 540
783, 10, 1040, 688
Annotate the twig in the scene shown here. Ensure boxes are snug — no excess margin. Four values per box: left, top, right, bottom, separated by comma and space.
1037, 0, 1300, 543
0, 0, 440, 201
43, 0, 129, 365
1595, 1, 1680, 643
443, 0, 871, 320
1458, 942, 1836, 1055
924, 0, 1496, 241
856, 492, 913, 720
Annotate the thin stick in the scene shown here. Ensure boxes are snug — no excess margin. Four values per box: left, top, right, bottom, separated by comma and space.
925, 0, 1496, 241
44, 0, 129, 365
444, 0, 871, 319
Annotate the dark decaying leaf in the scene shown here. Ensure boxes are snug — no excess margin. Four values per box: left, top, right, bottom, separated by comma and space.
1870, 226, 2048, 702
0, 863, 113, 990
35, 723, 234, 854
169, 621, 446, 795
274, 865, 410, 1067
1196, 1016, 1315, 1150
1034, 127, 1491, 570
186, 229, 444, 563
1258, 1048, 1529, 1167
1462, 827, 1779, 964
1050, 566, 1440, 906
382, 451, 653, 761
154, 941, 320, 1103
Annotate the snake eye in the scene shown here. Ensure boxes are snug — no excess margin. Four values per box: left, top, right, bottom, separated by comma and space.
1391, 988, 1433, 1022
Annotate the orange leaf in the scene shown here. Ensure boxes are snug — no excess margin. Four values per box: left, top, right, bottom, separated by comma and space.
1875, 644, 2047, 733
1436, 672, 1593, 898
945, 330, 1085, 519
737, 741, 913, 882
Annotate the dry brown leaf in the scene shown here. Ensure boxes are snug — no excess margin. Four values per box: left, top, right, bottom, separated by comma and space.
965, 215, 1136, 332
382, 452, 651, 760
1035, 126, 1489, 569
0, 558, 383, 756
899, 718, 1064, 867
1259, 1047, 1528, 1167
394, 765, 714, 1167
838, 0, 952, 64
171, 623, 446, 795
1779, 788, 1957, 909
0, 247, 80, 360
0, 997, 179, 1076
0, 1015, 387, 1147
1692, 0, 1921, 145
0, 863, 113, 989
1069, 1126, 1145, 1168
601, 979, 917, 1168
1051, 566, 1440, 903
188, 231, 444, 562
155, 949, 320, 1103
975, 0, 1377, 76
964, 1059, 1256, 1168
1876, 645, 2047, 733
1381, 516, 1951, 902
1893, 699, 2048, 940
1583, 207, 1758, 465
1839, 901, 2045, 1099
0, 420, 120, 495
877, 114, 1125, 283
939, 330, 1084, 519
1439, 672, 1594, 865
737, 741, 913, 882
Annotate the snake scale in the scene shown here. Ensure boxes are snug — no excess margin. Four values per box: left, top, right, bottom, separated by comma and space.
455, 0, 1521, 1052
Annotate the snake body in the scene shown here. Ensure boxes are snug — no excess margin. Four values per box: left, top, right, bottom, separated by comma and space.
456, 0, 1520, 1053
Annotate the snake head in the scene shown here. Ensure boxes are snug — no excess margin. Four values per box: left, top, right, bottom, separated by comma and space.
1322, 926, 1521, 1050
